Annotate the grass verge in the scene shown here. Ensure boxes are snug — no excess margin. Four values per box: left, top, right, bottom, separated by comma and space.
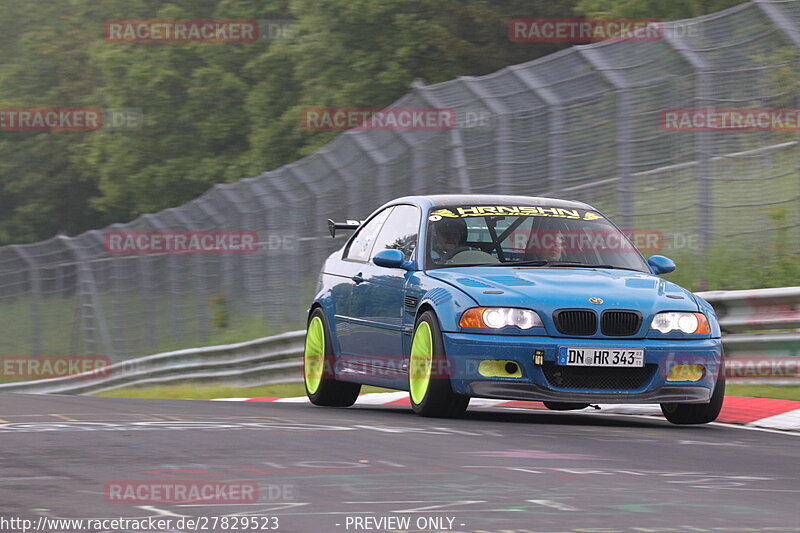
725, 385, 800, 402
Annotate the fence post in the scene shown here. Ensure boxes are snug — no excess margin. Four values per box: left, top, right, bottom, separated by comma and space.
577, 47, 633, 228
508, 67, 564, 197
754, 0, 800, 49
214, 184, 251, 318
244, 175, 296, 327
142, 213, 183, 340
412, 82, 472, 193
663, 27, 713, 286
169, 207, 210, 343
464, 78, 512, 194
194, 195, 233, 311
753, 0, 800, 263
10, 245, 41, 356
58, 236, 114, 359
350, 132, 391, 202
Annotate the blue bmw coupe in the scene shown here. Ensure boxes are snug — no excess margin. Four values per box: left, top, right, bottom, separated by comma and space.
304, 195, 724, 423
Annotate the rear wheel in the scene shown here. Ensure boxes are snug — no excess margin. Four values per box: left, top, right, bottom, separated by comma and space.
409, 311, 469, 418
304, 308, 361, 407
661, 373, 725, 425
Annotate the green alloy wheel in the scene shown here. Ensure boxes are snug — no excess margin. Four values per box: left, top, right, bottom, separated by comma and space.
409, 321, 433, 404
409, 311, 470, 418
304, 316, 325, 395
304, 308, 360, 407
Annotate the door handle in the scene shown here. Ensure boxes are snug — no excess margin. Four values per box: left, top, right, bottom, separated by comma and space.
352, 273, 365, 284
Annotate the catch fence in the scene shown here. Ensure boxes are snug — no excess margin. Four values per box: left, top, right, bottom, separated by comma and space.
0, 0, 798, 360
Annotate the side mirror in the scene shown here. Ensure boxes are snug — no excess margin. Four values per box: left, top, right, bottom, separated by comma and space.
372, 249, 408, 269
648, 255, 676, 275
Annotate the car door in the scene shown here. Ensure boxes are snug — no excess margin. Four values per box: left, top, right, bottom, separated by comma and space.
348, 204, 421, 385
334, 206, 393, 359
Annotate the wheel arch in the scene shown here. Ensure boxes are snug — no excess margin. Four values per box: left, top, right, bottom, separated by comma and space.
307, 301, 324, 322
415, 302, 437, 324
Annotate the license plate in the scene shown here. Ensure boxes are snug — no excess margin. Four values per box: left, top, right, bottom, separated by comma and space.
557, 347, 644, 367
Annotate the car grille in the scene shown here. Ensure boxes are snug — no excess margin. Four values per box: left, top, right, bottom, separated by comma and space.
553, 309, 597, 336
542, 363, 656, 390
601, 310, 642, 336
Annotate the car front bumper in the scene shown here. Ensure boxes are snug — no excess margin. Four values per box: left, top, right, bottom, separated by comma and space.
442, 332, 723, 404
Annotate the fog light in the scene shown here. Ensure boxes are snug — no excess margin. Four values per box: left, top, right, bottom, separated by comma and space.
667, 364, 705, 382
479, 360, 522, 378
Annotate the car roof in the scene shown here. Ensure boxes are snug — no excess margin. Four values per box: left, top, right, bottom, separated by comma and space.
385, 194, 593, 211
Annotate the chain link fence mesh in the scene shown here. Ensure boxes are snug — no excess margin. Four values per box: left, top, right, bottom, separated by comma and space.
1, 0, 798, 361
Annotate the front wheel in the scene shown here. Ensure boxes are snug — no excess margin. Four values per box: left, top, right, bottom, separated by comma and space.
304, 308, 361, 407
661, 374, 725, 425
408, 311, 469, 418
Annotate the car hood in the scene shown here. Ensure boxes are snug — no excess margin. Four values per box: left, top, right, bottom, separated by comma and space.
426, 266, 700, 318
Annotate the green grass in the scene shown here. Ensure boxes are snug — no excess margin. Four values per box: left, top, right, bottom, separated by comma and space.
94, 382, 800, 402
725, 385, 800, 402
0, 293, 289, 358
94, 381, 394, 400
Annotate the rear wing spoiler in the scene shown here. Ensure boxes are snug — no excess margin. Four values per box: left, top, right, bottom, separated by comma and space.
327, 219, 362, 238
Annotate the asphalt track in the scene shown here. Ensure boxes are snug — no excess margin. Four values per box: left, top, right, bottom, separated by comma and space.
1, 394, 798, 533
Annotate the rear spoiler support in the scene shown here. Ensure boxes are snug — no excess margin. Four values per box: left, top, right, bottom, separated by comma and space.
327, 219, 362, 238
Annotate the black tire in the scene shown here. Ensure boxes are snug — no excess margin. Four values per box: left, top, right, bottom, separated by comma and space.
543, 402, 590, 411
661, 373, 725, 425
304, 308, 361, 407
409, 311, 470, 418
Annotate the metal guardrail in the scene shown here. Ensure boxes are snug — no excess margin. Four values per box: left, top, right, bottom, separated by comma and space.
0, 331, 305, 395
0, 287, 797, 394
701, 287, 800, 384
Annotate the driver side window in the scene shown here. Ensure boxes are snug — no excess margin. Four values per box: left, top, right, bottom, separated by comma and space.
344, 208, 392, 262
371, 205, 420, 261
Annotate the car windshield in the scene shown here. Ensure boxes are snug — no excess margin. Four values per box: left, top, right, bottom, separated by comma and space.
426, 204, 650, 272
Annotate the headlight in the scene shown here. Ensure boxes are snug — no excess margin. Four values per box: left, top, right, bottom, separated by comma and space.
459, 307, 543, 330
650, 312, 710, 334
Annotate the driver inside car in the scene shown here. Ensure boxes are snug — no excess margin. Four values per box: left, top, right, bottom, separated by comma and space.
541, 230, 566, 262
431, 218, 498, 265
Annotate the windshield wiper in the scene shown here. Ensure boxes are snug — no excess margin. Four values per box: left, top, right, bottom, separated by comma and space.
548, 263, 642, 272
482, 260, 551, 267
479, 260, 643, 271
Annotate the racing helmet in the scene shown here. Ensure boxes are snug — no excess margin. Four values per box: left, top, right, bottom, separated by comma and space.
432, 217, 468, 245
